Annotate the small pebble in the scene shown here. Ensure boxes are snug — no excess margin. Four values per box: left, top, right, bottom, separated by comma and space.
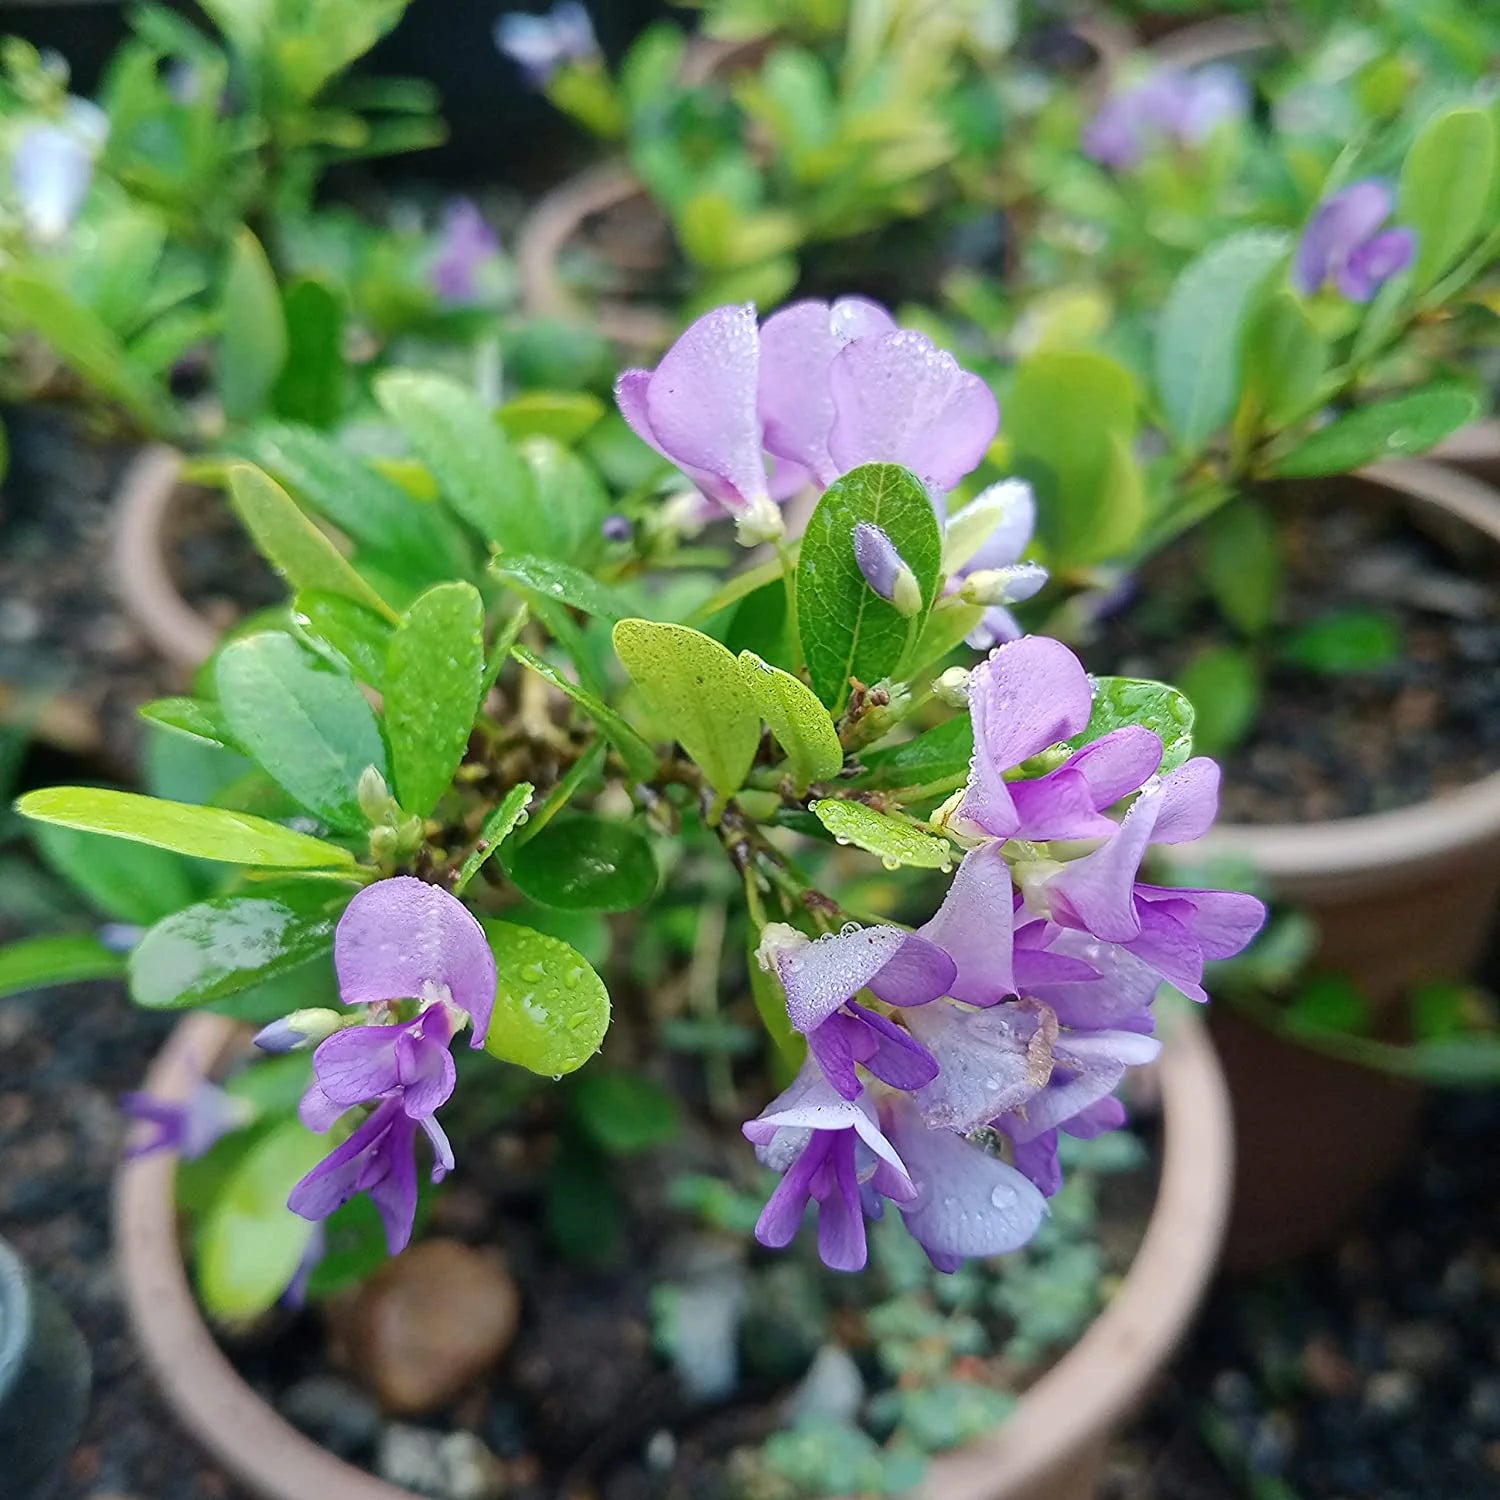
1364, 1369, 1418, 1418
644, 1429, 676, 1472
376, 1426, 504, 1500
787, 1344, 866, 1426
1468, 1377, 1500, 1435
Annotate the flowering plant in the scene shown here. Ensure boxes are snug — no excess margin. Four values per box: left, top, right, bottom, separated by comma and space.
12, 298, 1262, 1308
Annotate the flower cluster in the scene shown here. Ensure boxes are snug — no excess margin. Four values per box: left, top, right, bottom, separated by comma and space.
744, 635, 1265, 1272
1294, 179, 1416, 304
1084, 66, 1248, 172
494, 1, 600, 89
616, 299, 1000, 543
279, 877, 496, 1256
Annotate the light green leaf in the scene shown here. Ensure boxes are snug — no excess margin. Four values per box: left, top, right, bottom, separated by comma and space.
1155, 231, 1290, 452
384, 582, 485, 818
291, 591, 392, 689
139, 696, 235, 748
1176, 646, 1260, 758
32, 819, 201, 925
1274, 385, 1482, 477
613, 619, 761, 798
1283, 607, 1403, 673
0, 934, 125, 999
497, 391, 605, 446
1400, 105, 1498, 289
518, 435, 611, 560
796, 463, 943, 710
482, 919, 611, 1075
1008, 351, 1142, 568
15, 787, 355, 867
218, 228, 288, 425
510, 644, 658, 783
857, 716, 974, 787
572, 1071, 680, 1153
904, 597, 987, 680
1241, 289, 1328, 428
491, 554, 625, 624
1201, 499, 1281, 637
226, 464, 394, 619
128, 890, 336, 1010
374, 370, 538, 552
215, 632, 387, 834
737, 651, 843, 793
1070, 678, 1196, 773
197, 1119, 327, 1321
452, 783, 534, 895
503, 816, 658, 912
809, 799, 956, 870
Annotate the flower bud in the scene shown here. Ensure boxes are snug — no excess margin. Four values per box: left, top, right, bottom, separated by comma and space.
929, 789, 967, 835
357, 765, 397, 825
933, 667, 971, 708
853, 522, 922, 617
958, 562, 1049, 608
253, 1008, 346, 1054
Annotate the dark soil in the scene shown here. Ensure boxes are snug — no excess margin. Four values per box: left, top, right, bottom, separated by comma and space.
1091, 482, 1500, 825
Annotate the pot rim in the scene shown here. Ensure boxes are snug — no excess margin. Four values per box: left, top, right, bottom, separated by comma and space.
114, 1004, 1230, 1500
0, 1236, 32, 1413
1173, 458, 1500, 883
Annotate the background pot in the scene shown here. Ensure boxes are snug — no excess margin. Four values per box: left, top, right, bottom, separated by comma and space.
0, 1235, 92, 1500
117, 1005, 1231, 1500
1165, 457, 1500, 1268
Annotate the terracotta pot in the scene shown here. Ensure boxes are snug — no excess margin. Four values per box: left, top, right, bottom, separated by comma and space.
1433, 418, 1500, 489
1164, 458, 1500, 1267
116, 1006, 1231, 1500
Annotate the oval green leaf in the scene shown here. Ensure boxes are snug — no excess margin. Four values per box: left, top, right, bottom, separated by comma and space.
218, 228, 288, 425
0, 934, 125, 1000
452, 782, 535, 895
737, 651, 843, 793
492, 554, 625, 624
292, 591, 392, 690
215, 631, 388, 834
856, 715, 974, 788
482, 919, 611, 1075
1274, 385, 1482, 477
32, 819, 202, 925
15, 787, 355, 867
1069, 677, 1196, 773
809, 799, 956, 870
497, 391, 606, 445
1399, 106, 1498, 290
503, 815, 658, 912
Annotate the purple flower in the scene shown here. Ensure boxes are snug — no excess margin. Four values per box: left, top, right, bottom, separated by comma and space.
494, 1, 599, 88
281, 1223, 326, 1309
289, 1096, 454, 1256
430, 198, 502, 305
853, 522, 921, 616
12, 97, 108, 244
300, 1004, 460, 1130
743, 1059, 916, 1272
120, 1079, 252, 1161
996, 1096, 1127, 1198
1293, 180, 1416, 303
942, 479, 1049, 648
881, 1096, 1049, 1273
1084, 66, 1247, 171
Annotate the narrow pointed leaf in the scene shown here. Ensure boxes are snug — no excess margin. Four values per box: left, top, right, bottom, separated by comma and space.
0, 934, 126, 999
510, 644, 658, 782
292, 591, 392, 689
810, 799, 956, 870
218, 228, 288, 424
452, 783, 535, 895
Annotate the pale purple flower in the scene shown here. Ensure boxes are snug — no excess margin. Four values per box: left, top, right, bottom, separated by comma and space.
1084, 66, 1247, 171
494, 1, 599, 88
853, 522, 921, 616
942, 479, 1048, 648
289, 1095, 454, 1256
281, 1223, 325, 1309
300, 1004, 460, 1130
11, 97, 108, 244
601, 513, 632, 543
743, 1058, 916, 1272
881, 1096, 1049, 1273
1293, 180, 1415, 303
996, 1095, 1127, 1198
120, 1079, 252, 1161
430, 198, 502, 305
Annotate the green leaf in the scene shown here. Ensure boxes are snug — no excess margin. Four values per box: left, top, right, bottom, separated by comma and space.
737, 651, 844, 793
241, 425, 471, 586
1071, 677, 1196, 773
809, 800, 956, 870
452, 783, 534, 895
572, 1071, 680, 1153
0, 934, 125, 999
0, 270, 170, 431
1274, 385, 1482, 477
197, 1119, 327, 1321
503, 816, 658, 912
31, 819, 200, 925
613, 620, 761, 798
904, 597, 987, 680
510, 644, 658, 783
482, 919, 610, 1075
374, 370, 538, 552
291, 591, 392, 689
796, 463, 944, 710
226, 464, 394, 619
1201, 499, 1281, 637
1241, 289, 1329, 428
139, 696, 235, 748
857, 715, 974, 787
218, 228, 288, 425
1285, 973, 1371, 1038
497, 391, 605, 446
1283, 607, 1403, 673
1008, 351, 1143, 567
384, 582, 485, 818
270, 278, 345, 429
1176, 646, 1261, 758
748, 940, 805, 1081
491, 555, 625, 624
215, 632, 387, 834
128, 890, 336, 1010
1154, 231, 1290, 452
518, 436, 611, 560
1399, 105, 1498, 289
15, 787, 355, 867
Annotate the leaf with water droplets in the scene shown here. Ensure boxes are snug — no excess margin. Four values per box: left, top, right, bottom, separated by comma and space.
482, 919, 611, 1076
809, 799, 956, 870
737, 650, 843, 794
502, 815, 659, 912
1068, 676, 1195, 773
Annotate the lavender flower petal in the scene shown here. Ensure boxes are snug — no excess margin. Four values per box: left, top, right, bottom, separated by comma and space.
919, 844, 1017, 1006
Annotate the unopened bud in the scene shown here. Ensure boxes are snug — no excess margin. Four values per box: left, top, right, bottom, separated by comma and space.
933, 667, 971, 708
853, 522, 921, 617
253, 1008, 345, 1054
959, 562, 1049, 608
357, 765, 397, 825
734, 493, 786, 548
369, 824, 399, 862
